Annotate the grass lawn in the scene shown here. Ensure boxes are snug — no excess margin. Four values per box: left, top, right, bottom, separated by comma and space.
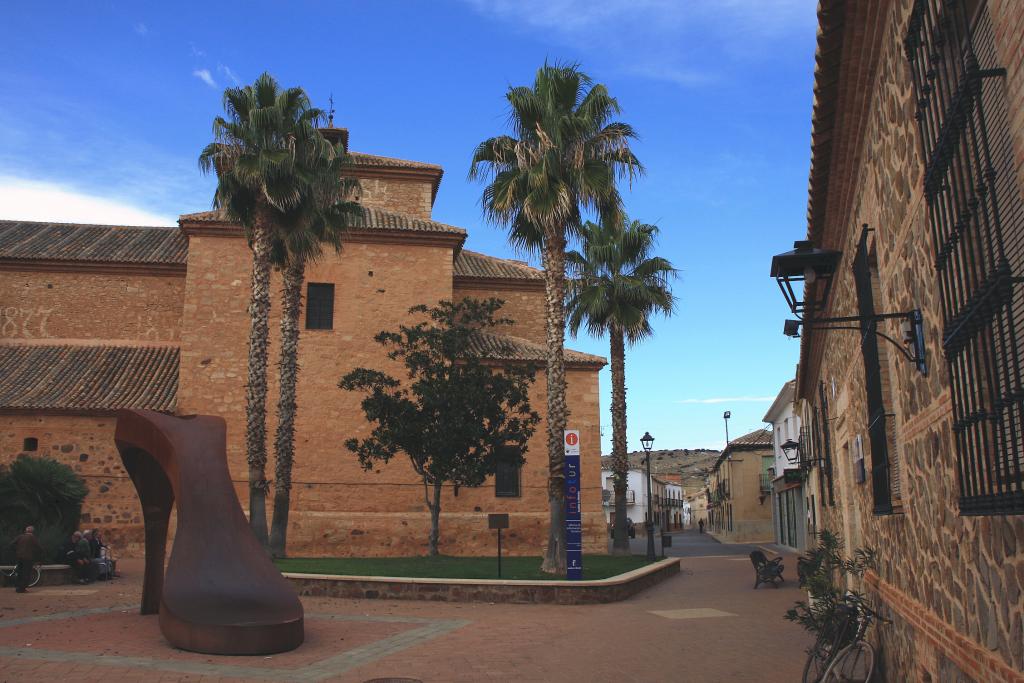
275, 554, 654, 581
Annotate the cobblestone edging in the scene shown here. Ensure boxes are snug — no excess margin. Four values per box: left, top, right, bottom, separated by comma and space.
284, 557, 680, 604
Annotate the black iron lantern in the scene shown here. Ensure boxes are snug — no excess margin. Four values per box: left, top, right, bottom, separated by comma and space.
641, 431, 654, 452
780, 438, 800, 465
770, 240, 842, 318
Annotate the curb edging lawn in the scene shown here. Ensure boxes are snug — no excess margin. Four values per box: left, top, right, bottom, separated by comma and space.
283, 557, 681, 604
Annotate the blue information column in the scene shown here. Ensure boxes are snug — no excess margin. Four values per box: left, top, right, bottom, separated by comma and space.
564, 429, 583, 580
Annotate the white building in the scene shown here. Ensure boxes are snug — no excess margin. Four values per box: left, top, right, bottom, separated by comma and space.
601, 467, 675, 535
763, 379, 809, 551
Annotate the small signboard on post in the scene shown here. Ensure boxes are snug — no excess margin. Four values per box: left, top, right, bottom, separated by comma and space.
488, 513, 509, 578
564, 430, 583, 580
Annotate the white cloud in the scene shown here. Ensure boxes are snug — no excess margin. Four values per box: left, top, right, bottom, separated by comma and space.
460, 0, 816, 87
193, 69, 218, 89
0, 176, 175, 225
676, 396, 775, 404
133, 22, 148, 35
218, 64, 241, 86
190, 44, 206, 58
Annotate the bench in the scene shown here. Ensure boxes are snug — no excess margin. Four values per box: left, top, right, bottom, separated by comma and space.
750, 550, 784, 589
2, 560, 117, 586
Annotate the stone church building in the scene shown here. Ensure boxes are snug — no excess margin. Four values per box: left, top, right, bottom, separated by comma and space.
0, 133, 606, 558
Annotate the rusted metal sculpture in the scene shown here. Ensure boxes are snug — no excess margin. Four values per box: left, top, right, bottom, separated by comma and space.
115, 409, 304, 655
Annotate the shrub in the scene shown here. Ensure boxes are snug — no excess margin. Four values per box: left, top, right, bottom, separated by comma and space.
785, 529, 876, 643
0, 455, 88, 564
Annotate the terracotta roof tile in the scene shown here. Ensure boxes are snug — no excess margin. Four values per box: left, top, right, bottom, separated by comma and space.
347, 152, 443, 171
178, 206, 466, 236
0, 345, 178, 412
454, 250, 543, 281
0, 220, 186, 265
468, 332, 605, 368
714, 428, 773, 470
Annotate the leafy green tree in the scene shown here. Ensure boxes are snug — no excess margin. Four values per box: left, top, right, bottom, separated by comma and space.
566, 216, 676, 554
0, 455, 88, 563
340, 298, 541, 556
267, 143, 363, 557
199, 72, 334, 545
470, 63, 643, 572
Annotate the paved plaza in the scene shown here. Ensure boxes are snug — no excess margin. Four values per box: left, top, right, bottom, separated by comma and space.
0, 536, 811, 682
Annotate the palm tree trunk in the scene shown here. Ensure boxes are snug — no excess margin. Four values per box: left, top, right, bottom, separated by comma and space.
540, 233, 568, 574
270, 256, 305, 558
245, 208, 273, 546
426, 480, 443, 557
609, 323, 631, 555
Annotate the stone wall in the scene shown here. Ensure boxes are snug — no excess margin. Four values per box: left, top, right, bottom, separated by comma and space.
354, 177, 433, 220
0, 270, 183, 342
452, 284, 547, 345
799, 1, 1024, 679
0, 414, 144, 555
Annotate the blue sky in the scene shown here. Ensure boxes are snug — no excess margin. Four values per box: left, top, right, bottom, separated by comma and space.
0, 1, 818, 452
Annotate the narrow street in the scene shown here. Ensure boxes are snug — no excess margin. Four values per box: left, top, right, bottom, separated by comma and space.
0, 540, 812, 682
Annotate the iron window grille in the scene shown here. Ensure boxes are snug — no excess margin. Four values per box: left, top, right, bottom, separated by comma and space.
905, 0, 1024, 514
305, 283, 335, 330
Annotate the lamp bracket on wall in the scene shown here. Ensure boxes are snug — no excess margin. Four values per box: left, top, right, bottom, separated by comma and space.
783, 309, 927, 376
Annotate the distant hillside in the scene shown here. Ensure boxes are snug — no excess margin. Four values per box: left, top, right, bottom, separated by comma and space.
600, 448, 720, 490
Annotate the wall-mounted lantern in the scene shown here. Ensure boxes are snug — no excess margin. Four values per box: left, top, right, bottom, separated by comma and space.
769, 227, 928, 376
770, 240, 842, 318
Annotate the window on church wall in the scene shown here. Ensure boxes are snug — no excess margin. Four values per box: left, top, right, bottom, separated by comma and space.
817, 382, 836, 507
305, 283, 335, 330
905, 0, 1024, 514
494, 446, 522, 497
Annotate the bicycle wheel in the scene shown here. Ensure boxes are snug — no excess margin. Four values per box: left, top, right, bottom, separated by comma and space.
802, 644, 832, 683
28, 564, 42, 588
824, 641, 875, 682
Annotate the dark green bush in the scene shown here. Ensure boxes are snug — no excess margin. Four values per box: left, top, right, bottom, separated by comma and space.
0, 455, 88, 564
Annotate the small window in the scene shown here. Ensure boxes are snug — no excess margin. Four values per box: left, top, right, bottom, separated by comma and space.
305, 283, 335, 330
495, 447, 522, 497
23, 437, 38, 452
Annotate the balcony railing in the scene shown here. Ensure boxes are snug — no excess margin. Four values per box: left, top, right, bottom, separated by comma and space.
604, 490, 636, 506
760, 473, 772, 493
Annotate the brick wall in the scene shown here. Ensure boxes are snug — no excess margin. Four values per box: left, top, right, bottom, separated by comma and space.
0, 270, 183, 342
799, 0, 1024, 678
177, 231, 605, 557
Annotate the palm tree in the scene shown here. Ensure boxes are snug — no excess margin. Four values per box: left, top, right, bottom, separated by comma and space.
566, 217, 676, 554
268, 164, 361, 558
199, 72, 330, 546
470, 63, 643, 573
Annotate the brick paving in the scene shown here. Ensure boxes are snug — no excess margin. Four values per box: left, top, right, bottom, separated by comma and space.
0, 539, 811, 682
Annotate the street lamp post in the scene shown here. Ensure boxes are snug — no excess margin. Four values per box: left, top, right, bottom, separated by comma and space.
723, 411, 731, 445
641, 431, 656, 561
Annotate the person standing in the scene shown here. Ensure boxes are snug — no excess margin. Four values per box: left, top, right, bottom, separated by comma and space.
698, 518, 705, 534
10, 526, 43, 593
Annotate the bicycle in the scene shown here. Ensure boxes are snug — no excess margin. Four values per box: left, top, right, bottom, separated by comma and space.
1, 562, 42, 589
802, 593, 887, 683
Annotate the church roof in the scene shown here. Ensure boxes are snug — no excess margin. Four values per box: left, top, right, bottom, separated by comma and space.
177, 206, 466, 237
348, 152, 443, 171
454, 250, 543, 282
468, 332, 606, 368
0, 220, 186, 266
0, 344, 179, 413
